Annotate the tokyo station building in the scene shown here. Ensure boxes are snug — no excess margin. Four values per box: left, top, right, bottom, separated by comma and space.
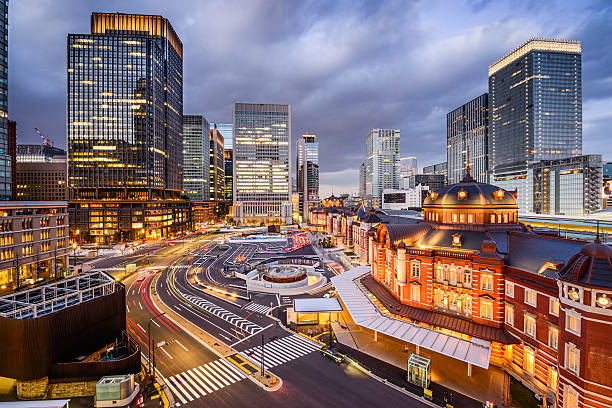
317, 171, 612, 408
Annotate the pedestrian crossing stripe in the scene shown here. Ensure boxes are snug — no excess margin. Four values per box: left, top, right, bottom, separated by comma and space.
244, 302, 273, 315
242, 335, 320, 369
226, 353, 260, 375
165, 358, 248, 404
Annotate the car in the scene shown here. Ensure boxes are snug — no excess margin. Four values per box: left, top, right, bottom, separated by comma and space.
136, 275, 145, 282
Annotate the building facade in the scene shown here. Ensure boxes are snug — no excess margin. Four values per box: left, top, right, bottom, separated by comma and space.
232, 103, 291, 224
224, 149, 233, 202
365, 129, 400, 209
216, 123, 233, 150
400, 157, 418, 178
183, 115, 210, 202
528, 154, 602, 216
0, 202, 70, 294
0, 1, 10, 201
67, 13, 191, 242
359, 161, 366, 201
382, 186, 430, 210
422, 162, 447, 179
16, 145, 67, 201
7, 120, 15, 200
354, 172, 612, 408
402, 174, 446, 191
209, 128, 225, 202
447, 93, 489, 184
489, 39, 582, 211
296, 134, 319, 221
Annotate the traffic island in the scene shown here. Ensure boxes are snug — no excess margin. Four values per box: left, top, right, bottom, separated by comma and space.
251, 370, 282, 392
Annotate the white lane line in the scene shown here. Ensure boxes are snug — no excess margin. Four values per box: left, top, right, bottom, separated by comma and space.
158, 345, 174, 360
137, 323, 145, 332
139, 301, 143, 309
152, 320, 161, 328
175, 340, 189, 351
126, 303, 130, 313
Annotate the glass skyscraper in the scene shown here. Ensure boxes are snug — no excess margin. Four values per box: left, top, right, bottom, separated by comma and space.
209, 128, 225, 202
232, 103, 291, 224
489, 39, 582, 211
296, 134, 319, 221
217, 123, 233, 149
447, 93, 488, 184
0, 1, 10, 200
67, 13, 191, 241
183, 115, 210, 202
365, 129, 400, 209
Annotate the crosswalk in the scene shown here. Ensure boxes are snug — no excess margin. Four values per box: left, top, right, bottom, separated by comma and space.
183, 293, 263, 335
165, 358, 247, 405
280, 296, 292, 306
242, 335, 320, 369
244, 302, 273, 315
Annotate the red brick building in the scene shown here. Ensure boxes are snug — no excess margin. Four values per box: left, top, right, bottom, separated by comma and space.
366, 173, 612, 407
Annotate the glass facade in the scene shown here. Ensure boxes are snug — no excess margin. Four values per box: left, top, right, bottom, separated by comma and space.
232, 103, 291, 223
447, 93, 488, 184
217, 123, 233, 149
0, 1, 10, 200
296, 134, 319, 220
182, 115, 209, 201
224, 149, 233, 201
209, 129, 224, 202
365, 129, 400, 208
489, 39, 582, 211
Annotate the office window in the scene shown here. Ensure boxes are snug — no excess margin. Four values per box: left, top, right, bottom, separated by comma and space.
410, 262, 420, 278
505, 304, 514, 326
481, 273, 493, 291
505, 281, 514, 298
468, 214, 474, 223
481, 299, 493, 319
459, 213, 465, 223
410, 284, 420, 303
524, 314, 536, 338
549, 325, 558, 350
565, 343, 579, 375
549, 298, 559, 316
490, 214, 495, 223
548, 367, 558, 389
564, 387, 578, 408
525, 288, 537, 307
524, 347, 535, 376
452, 213, 457, 223
566, 312, 580, 335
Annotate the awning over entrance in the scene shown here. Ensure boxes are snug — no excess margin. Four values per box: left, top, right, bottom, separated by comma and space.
331, 266, 492, 369
293, 297, 343, 313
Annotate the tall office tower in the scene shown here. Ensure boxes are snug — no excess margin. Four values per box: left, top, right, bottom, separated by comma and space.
183, 115, 210, 201
16, 145, 67, 201
217, 123, 233, 149
0, 1, 10, 200
209, 128, 225, 201
7, 120, 15, 200
400, 157, 418, 178
224, 149, 233, 201
67, 13, 191, 242
365, 129, 400, 209
296, 134, 319, 221
232, 103, 291, 224
359, 161, 366, 201
447, 93, 489, 184
489, 39, 582, 211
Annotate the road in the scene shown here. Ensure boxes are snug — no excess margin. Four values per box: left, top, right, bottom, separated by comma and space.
125, 229, 428, 407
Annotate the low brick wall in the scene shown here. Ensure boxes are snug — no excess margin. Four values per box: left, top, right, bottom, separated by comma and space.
16, 377, 48, 399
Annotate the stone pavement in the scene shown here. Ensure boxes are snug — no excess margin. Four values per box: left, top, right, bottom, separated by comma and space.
333, 307, 506, 406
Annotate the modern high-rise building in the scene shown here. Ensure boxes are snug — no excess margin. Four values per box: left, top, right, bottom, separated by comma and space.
296, 134, 319, 221
400, 157, 418, 178
528, 154, 602, 216
67, 13, 191, 242
359, 161, 366, 201
365, 129, 400, 209
217, 123, 233, 150
183, 115, 210, 202
447, 94, 489, 184
422, 162, 447, 178
232, 103, 291, 224
16, 145, 67, 201
0, 1, 11, 200
489, 39, 582, 210
209, 128, 225, 202
224, 149, 233, 202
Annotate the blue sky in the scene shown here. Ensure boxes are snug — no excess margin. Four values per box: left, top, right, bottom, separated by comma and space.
8, 0, 612, 197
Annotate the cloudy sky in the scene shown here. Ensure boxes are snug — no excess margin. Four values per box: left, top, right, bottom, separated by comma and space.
8, 0, 612, 197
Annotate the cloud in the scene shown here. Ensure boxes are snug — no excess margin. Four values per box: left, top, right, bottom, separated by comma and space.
6, 0, 612, 193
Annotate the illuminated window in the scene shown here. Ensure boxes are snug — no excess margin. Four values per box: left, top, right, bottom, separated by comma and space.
548, 367, 558, 389
566, 312, 580, 335
452, 214, 458, 223
505, 281, 514, 297
490, 214, 496, 223
481, 273, 493, 291
525, 288, 537, 307
564, 386, 578, 408
410, 262, 420, 278
524, 313, 536, 338
549, 298, 559, 316
468, 214, 474, 223
549, 325, 558, 350
565, 343, 579, 375
481, 299, 493, 319
524, 347, 535, 375
503, 213, 509, 223
410, 284, 420, 302
459, 214, 465, 223
505, 304, 514, 325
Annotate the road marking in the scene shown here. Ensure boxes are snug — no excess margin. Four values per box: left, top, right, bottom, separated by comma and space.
126, 303, 130, 313
158, 345, 174, 360
244, 302, 273, 315
139, 301, 143, 309
242, 335, 320, 369
137, 323, 145, 332
152, 320, 161, 328
167, 377, 191, 403
175, 340, 189, 351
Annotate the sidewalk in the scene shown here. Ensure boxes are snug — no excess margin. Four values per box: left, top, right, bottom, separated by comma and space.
333, 307, 505, 406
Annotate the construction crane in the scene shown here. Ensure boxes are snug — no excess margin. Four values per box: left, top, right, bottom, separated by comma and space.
34, 127, 54, 147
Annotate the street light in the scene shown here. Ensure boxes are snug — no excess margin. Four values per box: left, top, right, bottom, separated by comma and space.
147, 311, 166, 381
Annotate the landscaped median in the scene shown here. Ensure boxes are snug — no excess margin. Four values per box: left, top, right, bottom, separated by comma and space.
251, 370, 282, 392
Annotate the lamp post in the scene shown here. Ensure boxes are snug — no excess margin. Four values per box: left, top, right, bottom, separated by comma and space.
72, 243, 77, 268
147, 312, 165, 380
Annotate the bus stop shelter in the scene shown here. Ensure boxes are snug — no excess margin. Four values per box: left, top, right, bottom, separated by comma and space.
289, 298, 343, 325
